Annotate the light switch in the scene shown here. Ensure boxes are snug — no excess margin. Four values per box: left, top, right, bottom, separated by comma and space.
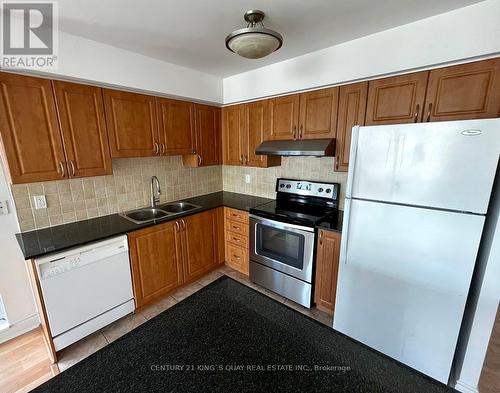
33, 195, 47, 209
245, 174, 251, 184
0, 200, 8, 215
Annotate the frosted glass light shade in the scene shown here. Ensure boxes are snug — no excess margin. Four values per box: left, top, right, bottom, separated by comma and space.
225, 27, 283, 59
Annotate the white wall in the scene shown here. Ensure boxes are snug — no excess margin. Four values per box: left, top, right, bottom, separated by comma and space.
0, 162, 39, 343
223, 0, 500, 104
9, 29, 223, 104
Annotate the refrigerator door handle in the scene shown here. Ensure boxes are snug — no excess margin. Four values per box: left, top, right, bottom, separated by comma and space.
339, 196, 352, 265
345, 125, 360, 199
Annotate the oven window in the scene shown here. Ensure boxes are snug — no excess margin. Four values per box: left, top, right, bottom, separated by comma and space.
256, 224, 305, 269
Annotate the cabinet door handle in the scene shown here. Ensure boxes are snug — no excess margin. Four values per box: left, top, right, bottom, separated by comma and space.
175, 221, 180, 232
198, 154, 202, 165
161, 143, 166, 155
240, 154, 244, 164
299, 124, 303, 139
319, 230, 323, 245
293, 125, 297, 140
154, 142, 159, 155
244, 155, 248, 165
69, 160, 76, 177
58, 161, 66, 178
181, 219, 186, 230
414, 104, 420, 123
426, 103, 433, 122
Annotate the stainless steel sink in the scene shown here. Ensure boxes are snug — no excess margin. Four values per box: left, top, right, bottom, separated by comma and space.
119, 207, 170, 224
158, 202, 201, 214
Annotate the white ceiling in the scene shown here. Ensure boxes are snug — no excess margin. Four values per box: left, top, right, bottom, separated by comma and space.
56, 0, 484, 77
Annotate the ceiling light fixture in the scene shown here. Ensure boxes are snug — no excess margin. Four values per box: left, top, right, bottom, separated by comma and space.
225, 10, 283, 59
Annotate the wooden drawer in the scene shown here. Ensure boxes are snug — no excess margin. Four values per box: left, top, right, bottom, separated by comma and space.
226, 231, 248, 248
226, 243, 249, 274
225, 207, 249, 224
225, 219, 249, 237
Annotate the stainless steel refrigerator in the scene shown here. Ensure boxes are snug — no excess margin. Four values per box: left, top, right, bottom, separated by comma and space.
333, 119, 500, 384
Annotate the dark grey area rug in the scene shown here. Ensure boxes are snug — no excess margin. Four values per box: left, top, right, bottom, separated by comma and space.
33, 276, 455, 392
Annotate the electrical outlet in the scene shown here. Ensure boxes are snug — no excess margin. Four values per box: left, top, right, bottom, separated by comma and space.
33, 195, 47, 209
0, 200, 8, 215
245, 174, 251, 184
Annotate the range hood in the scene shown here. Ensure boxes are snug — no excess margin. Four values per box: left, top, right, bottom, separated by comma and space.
255, 138, 335, 157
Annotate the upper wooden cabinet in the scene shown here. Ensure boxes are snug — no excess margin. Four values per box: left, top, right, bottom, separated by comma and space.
183, 104, 220, 167
103, 89, 159, 158
424, 58, 500, 122
222, 104, 244, 165
157, 98, 195, 156
314, 229, 341, 315
299, 88, 339, 139
222, 103, 280, 168
365, 71, 429, 125
335, 82, 368, 172
0, 73, 67, 183
269, 94, 300, 140
53, 81, 112, 178
128, 220, 184, 308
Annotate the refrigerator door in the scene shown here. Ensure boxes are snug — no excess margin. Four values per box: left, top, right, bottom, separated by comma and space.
333, 198, 485, 384
348, 119, 500, 214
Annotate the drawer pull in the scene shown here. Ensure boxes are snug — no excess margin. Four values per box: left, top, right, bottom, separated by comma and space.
233, 255, 241, 260
232, 225, 241, 230
232, 237, 240, 242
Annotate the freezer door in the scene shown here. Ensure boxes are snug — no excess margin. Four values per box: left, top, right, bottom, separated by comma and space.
333, 198, 485, 384
348, 119, 500, 214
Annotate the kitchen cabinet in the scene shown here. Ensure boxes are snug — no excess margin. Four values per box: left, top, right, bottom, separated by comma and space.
299, 88, 339, 139
182, 209, 219, 281
314, 229, 341, 315
103, 89, 159, 157
128, 220, 184, 308
334, 82, 368, 172
269, 94, 300, 140
157, 98, 195, 156
0, 73, 66, 183
423, 58, 500, 122
365, 71, 429, 125
53, 81, 112, 178
222, 104, 244, 165
183, 104, 220, 167
222, 102, 280, 168
224, 207, 249, 274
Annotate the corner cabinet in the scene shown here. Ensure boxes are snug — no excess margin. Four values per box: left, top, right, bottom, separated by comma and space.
314, 229, 341, 315
128, 209, 222, 308
103, 89, 159, 157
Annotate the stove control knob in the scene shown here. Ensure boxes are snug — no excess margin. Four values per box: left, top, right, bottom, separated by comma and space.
326, 188, 332, 193
318, 187, 324, 193
280, 184, 285, 188
286, 184, 291, 189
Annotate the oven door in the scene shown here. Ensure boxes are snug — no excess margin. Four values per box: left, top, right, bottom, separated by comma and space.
250, 215, 315, 282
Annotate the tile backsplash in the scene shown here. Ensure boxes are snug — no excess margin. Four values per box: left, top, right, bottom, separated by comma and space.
223, 157, 348, 207
11, 156, 222, 231
11, 156, 347, 232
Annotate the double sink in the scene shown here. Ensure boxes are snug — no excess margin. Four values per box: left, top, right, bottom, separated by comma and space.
119, 202, 201, 224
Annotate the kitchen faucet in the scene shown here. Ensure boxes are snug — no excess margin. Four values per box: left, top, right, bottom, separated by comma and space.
150, 176, 161, 207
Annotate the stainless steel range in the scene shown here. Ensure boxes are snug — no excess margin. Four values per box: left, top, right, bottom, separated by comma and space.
249, 178, 340, 308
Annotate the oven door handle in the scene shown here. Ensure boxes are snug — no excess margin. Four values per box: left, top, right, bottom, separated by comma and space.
249, 214, 315, 233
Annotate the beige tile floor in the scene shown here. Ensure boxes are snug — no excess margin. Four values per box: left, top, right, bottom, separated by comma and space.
5, 265, 332, 391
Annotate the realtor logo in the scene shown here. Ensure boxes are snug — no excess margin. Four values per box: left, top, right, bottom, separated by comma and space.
1, 1, 58, 68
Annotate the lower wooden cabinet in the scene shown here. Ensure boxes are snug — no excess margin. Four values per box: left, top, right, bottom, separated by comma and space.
128, 209, 222, 308
314, 229, 341, 315
128, 220, 184, 308
224, 207, 249, 274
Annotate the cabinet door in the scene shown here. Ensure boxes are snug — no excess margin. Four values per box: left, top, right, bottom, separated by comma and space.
365, 71, 428, 125
103, 89, 159, 157
269, 94, 300, 140
244, 100, 268, 167
314, 229, 341, 315
0, 73, 66, 183
299, 88, 339, 139
335, 82, 368, 172
222, 105, 243, 165
195, 104, 220, 166
157, 98, 195, 155
53, 81, 112, 178
128, 221, 184, 308
182, 210, 218, 281
424, 58, 500, 122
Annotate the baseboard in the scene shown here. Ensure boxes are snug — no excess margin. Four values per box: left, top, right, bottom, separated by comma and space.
0, 314, 40, 344
454, 380, 479, 393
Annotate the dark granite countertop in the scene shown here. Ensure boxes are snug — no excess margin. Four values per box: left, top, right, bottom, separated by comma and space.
316, 209, 343, 233
16, 191, 273, 260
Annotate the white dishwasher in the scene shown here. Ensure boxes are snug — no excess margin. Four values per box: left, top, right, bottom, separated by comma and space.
35, 236, 135, 351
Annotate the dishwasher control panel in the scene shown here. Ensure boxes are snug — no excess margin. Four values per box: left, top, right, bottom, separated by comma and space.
40, 256, 81, 279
